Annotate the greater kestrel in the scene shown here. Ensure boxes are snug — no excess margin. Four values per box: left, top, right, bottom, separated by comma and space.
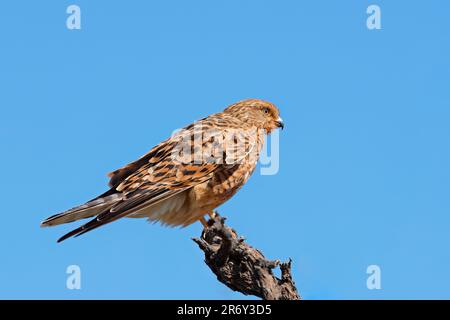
41, 99, 284, 242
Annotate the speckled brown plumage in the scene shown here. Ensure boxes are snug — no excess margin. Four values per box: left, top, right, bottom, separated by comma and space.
41, 99, 284, 242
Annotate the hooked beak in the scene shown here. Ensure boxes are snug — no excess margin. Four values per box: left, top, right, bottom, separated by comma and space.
275, 117, 284, 130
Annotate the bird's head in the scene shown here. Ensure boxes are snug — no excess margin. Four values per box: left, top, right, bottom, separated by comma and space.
223, 99, 284, 134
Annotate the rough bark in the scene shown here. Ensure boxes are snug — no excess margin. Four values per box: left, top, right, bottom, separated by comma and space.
192, 213, 300, 300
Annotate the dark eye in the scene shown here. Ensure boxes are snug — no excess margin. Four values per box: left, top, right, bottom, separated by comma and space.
263, 108, 269, 114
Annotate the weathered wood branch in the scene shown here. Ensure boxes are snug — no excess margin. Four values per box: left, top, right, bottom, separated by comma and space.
193, 213, 300, 300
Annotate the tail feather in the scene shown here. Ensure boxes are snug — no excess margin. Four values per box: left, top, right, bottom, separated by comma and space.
41, 193, 122, 227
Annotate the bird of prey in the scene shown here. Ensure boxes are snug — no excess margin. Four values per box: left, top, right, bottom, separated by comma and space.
41, 99, 284, 242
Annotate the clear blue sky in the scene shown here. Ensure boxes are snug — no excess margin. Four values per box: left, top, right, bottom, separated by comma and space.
1, 1, 449, 299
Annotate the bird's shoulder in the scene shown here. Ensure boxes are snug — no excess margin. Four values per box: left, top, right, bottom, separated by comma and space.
107, 112, 249, 193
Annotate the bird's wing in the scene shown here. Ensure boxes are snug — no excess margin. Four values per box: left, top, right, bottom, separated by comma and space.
106, 137, 173, 189
58, 115, 243, 242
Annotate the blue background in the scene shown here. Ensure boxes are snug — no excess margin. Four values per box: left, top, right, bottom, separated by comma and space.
1, 1, 449, 299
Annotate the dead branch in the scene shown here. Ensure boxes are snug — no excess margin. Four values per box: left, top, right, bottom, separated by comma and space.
192, 213, 300, 300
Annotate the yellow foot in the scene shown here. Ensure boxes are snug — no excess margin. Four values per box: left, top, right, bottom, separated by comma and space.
208, 211, 217, 219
